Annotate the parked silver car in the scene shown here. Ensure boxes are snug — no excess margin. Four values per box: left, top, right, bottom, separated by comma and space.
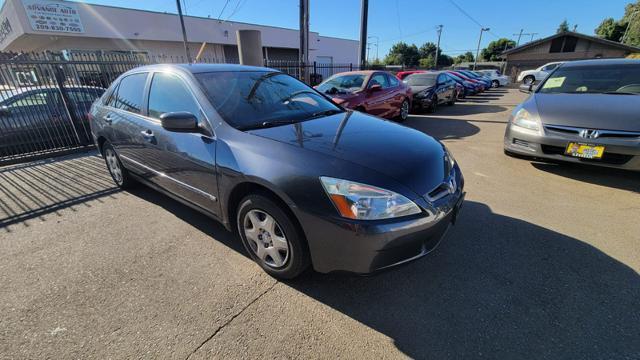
504, 59, 640, 171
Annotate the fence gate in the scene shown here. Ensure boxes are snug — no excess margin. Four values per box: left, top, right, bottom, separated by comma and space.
0, 52, 155, 165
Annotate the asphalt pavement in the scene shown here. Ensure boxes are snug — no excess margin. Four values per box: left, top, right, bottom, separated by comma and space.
1, 88, 639, 359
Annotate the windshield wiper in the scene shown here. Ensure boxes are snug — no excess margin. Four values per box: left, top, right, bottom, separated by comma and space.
602, 91, 639, 95
306, 109, 344, 119
238, 119, 297, 131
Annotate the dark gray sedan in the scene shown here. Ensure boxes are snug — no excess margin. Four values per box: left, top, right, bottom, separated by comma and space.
504, 59, 640, 171
90, 64, 465, 279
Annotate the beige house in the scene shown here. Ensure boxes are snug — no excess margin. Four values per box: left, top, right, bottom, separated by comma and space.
501, 31, 640, 79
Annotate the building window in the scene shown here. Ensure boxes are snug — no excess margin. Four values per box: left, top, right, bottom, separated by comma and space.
549, 36, 578, 53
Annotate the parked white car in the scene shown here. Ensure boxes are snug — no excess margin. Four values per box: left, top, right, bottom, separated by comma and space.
476, 70, 511, 88
516, 62, 564, 84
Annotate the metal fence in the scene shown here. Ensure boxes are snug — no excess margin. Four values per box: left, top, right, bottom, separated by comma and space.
0, 52, 359, 165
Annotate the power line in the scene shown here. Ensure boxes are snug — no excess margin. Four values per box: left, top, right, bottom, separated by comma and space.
217, 0, 231, 20
223, 0, 248, 23
447, 0, 501, 38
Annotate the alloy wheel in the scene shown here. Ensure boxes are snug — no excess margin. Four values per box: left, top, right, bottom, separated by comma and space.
105, 148, 123, 185
400, 100, 409, 120
243, 209, 289, 268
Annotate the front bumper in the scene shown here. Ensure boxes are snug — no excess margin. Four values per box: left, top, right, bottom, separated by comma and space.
297, 168, 465, 274
412, 96, 433, 110
504, 123, 640, 171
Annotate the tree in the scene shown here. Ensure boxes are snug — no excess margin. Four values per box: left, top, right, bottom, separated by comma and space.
593, 0, 640, 46
595, 18, 627, 42
480, 38, 516, 61
557, 19, 570, 33
438, 54, 454, 67
419, 56, 435, 69
418, 42, 437, 59
454, 51, 475, 64
384, 42, 420, 66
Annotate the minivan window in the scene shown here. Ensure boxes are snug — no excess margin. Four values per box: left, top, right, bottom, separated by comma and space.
114, 73, 147, 114
195, 71, 342, 130
148, 72, 201, 120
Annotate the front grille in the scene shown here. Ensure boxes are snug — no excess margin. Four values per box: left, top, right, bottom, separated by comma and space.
540, 145, 633, 165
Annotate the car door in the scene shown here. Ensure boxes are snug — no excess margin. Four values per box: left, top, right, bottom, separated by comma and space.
386, 74, 404, 111
363, 72, 393, 117
105, 72, 151, 175
435, 74, 450, 104
142, 71, 219, 215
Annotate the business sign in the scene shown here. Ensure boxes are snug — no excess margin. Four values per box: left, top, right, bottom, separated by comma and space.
23, 0, 84, 34
0, 18, 12, 44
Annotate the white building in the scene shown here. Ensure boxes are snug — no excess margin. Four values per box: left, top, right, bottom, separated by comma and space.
0, 0, 359, 65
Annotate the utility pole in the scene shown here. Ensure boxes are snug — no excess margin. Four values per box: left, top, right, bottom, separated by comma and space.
474, 27, 489, 70
299, 0, 310, 83
435, 25, 443, 69
622, 10, 639, 44
514, 29, 524, 46
359, 0, 368, 69
176, 0, 192, 63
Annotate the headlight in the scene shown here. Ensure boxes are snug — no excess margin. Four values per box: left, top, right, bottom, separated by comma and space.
415, 89, 432, 98
444, 146, 456, 174
511, 108, 539, 131
320, 177, 421, 220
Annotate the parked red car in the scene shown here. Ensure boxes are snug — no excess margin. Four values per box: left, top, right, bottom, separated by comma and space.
316, 71, 412, 121
396, 70, 426, 80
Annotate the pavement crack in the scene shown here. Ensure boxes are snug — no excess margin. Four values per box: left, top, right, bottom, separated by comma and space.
185, 281, 277, 360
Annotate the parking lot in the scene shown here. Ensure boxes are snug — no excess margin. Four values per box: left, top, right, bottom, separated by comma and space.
1, 88, 639, 359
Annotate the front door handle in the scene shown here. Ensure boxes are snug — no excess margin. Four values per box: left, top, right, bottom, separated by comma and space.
104, 115, 113, 124
140, 129, 155, 142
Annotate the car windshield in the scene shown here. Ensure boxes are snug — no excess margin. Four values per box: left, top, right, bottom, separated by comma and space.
538, 64, 640, 95
316, 74, 366, 94
404, 74, 437, 86
195, 71, 342, 130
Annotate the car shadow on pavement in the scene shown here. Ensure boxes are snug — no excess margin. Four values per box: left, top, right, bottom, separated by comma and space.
531, 162, 640, 193
406, 116, 482, 140
289, 201, 640, 359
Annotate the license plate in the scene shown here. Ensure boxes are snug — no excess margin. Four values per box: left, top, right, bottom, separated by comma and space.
565, 142, 605, 159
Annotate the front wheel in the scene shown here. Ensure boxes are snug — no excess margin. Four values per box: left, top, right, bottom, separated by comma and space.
523, 75, 535, 85
237, 194, 310, 279
427, 96, 438, 113
396, 99, 409, 122
492, 80, 500, 88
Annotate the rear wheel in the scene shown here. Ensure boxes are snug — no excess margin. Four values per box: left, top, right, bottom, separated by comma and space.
397, 99, 409, 122
103, 142, 135, 189
237, 194, 310, 279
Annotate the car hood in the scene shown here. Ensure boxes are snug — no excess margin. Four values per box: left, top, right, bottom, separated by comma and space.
247, 111, 447, 197
535, 93, 640, 131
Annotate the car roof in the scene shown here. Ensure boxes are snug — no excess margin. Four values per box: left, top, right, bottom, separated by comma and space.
126, 63, 277, 75
560, 58, 640, 68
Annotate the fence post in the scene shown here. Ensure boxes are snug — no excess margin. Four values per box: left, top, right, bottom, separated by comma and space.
53, 65, 84, 145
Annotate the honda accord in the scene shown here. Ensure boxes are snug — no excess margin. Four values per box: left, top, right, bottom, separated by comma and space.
91, 64, 465, 279
504, 59, 640, 171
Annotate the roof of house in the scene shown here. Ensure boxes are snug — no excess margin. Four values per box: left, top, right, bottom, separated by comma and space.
502, 31, 640, 56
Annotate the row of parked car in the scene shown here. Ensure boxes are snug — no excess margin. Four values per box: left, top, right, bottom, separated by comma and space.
313, 68, 510, 121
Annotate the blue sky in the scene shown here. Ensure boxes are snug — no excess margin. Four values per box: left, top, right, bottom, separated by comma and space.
59, 0, 636, 58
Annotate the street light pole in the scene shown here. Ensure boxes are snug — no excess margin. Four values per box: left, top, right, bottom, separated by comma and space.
176, 0, 192, 63
621, 10, 639, 44
474, 27, 489, 70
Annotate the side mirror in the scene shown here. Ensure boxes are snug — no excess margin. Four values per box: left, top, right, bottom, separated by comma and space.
0, 105, 10, 116
160, 111, 199, 132
368, 84, 382, 92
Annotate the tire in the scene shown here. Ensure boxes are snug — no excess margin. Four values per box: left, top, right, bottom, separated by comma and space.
396, 99, 409, 122
102, 141, 135, 189
447, 92, 456, 106
427, 95, 438, 113
523, 75, 535, 85
236, 193, 310, 279
492, 80, 500, 88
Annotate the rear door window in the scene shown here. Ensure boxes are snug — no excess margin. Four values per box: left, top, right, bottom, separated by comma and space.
369, 73, 390, 88
388, 74, 400, 87
113, 73, 148, 114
